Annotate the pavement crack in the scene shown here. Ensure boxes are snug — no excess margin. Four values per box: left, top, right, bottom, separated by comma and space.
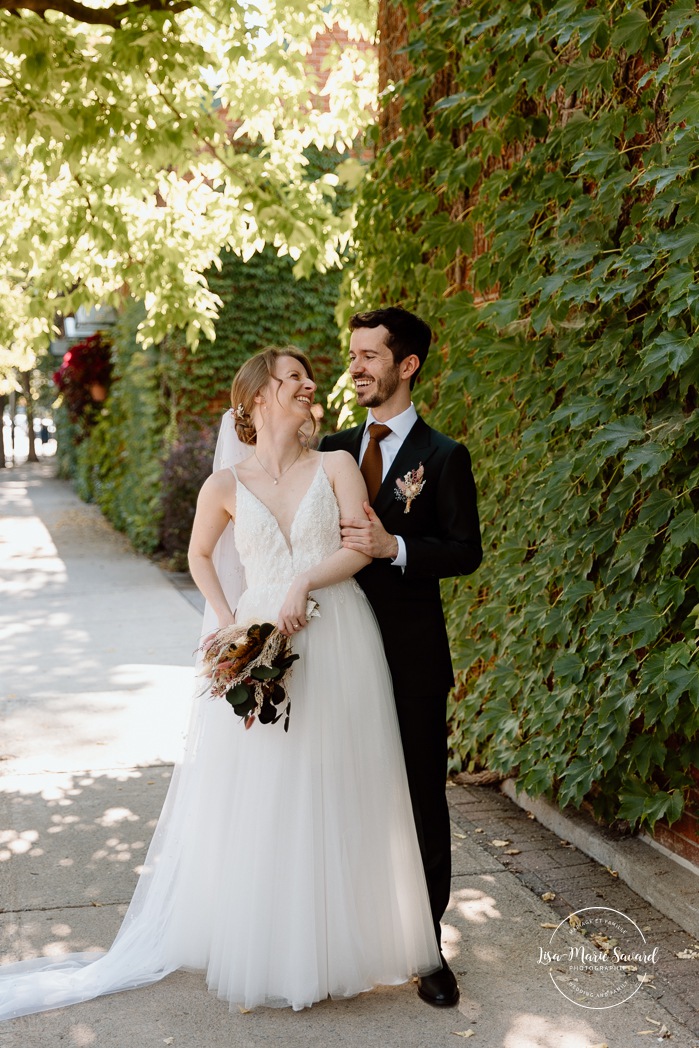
2, 902, 128, 915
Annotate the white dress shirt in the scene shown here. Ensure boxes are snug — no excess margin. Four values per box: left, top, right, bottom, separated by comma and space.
360, 404, 418, 567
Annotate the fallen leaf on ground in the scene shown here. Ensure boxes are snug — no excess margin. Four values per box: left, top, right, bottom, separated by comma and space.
605, 866, 619, 877
451, 1032, 475, 1039
491, 839, 510, 847
636, 1031, 655, 1035
540, 922, 558, 929
645, 1017, 662, 1025
504, 848, 521, 855
453, 832, 467, 839
588, 1043, 608, 1048
590, 934, 616, 951
657, 1024, 671, 1038
569, 914, 583, 930
163, 1040, 174, 1045
238, 1006, 252, 1014
541, 891, 556, 901
474, 828, 484, 833
637, 973, 654, 983
526, 811, 536, 819
676, 948, 699, 959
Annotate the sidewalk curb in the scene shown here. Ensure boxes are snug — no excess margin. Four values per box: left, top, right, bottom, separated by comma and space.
500, 779, 699, 940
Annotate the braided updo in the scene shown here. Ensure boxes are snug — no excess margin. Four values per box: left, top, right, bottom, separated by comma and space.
230, 347, 316, 446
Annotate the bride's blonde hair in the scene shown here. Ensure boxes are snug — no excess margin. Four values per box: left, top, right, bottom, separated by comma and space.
230, 347, 316, 446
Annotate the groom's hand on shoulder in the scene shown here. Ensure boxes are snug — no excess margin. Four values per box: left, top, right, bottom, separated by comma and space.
340, 503, 399, 560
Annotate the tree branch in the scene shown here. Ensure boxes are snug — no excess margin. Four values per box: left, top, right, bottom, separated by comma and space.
0, 0, 192, 27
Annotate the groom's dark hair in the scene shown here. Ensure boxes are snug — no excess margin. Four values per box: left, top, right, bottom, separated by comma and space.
350, 307, 432, 389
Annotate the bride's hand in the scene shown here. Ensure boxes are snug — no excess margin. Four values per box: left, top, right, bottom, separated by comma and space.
277, 579, 310, 637
216, 613, 236, 630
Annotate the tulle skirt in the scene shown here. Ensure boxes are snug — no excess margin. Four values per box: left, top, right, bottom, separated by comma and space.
0, 579, 439, 1019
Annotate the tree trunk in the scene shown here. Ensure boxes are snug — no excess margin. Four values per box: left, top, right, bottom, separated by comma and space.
0, 394, 6, 468
20, 371, 39, 463
377, 0, 411, 148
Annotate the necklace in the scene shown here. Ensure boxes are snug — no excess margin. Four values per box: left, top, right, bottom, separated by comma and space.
254, 446, 305, 485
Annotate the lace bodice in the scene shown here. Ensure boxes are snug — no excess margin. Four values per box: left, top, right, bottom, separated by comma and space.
232, 458, 341, 590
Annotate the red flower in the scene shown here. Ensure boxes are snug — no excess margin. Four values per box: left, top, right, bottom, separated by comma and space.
52, 331, 113, 428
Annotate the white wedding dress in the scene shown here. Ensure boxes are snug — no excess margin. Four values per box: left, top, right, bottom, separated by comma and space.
0, 453, 439, 1019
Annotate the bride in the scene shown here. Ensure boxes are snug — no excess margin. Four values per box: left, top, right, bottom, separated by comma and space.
0, 347, 439, 1020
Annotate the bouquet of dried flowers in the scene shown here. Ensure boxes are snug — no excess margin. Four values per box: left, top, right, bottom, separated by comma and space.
199, 599, 319, 731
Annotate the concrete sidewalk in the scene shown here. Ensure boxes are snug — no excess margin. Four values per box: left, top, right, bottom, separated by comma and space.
1, 463, 697, 1048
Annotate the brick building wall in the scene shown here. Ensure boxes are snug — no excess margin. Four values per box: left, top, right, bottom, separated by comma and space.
652, 769, 699, 869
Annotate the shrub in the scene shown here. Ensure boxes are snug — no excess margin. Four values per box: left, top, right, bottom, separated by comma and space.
159, 425, 219, 570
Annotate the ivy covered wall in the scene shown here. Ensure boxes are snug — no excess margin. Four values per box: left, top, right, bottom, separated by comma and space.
350, 0, 699, 829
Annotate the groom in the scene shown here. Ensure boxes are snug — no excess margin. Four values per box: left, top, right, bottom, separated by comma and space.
320, 306, 482, 1008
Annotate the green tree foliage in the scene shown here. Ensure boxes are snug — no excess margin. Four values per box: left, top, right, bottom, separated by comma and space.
160, 150, 348, 426
0, 0, 374, 359
350, 0, 699, 829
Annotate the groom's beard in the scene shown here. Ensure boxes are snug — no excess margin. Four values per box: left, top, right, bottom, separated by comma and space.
354, 366, 401, 408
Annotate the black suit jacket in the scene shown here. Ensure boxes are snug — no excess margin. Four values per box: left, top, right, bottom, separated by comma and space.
320, 416, 482, 698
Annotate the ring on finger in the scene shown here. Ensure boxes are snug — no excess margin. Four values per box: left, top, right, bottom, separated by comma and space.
293, 623, 301, 630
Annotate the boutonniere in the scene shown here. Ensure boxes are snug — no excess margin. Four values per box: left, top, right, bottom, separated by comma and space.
395, 463, 426, 514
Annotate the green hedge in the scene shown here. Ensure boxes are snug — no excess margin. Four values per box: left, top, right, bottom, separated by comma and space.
348, 0, 699, 829
72, 299, 165, 553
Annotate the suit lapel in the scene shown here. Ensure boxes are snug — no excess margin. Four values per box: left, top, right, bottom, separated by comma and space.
344, 424, 365, 465
373, 416, 436, 519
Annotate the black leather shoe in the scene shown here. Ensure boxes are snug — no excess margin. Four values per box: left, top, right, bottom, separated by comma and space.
417, 958, 459, 1007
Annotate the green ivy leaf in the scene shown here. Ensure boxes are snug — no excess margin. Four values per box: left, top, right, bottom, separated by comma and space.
611, 9, 650, 54
617, 601, 664, 646
521, 50, 552, 93
670, 90, 699, 125
638, 489, 675, 531
668, 509, 699, 548
622, 441, 674, 480
554, 652, 586, 683
658, 225, 699, 262
588, 416, 644, 458
617, 780, 653, 825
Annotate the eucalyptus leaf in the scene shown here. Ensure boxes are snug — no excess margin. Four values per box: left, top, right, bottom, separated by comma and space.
226, 683, 251, 708
250, 666, 282, 681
